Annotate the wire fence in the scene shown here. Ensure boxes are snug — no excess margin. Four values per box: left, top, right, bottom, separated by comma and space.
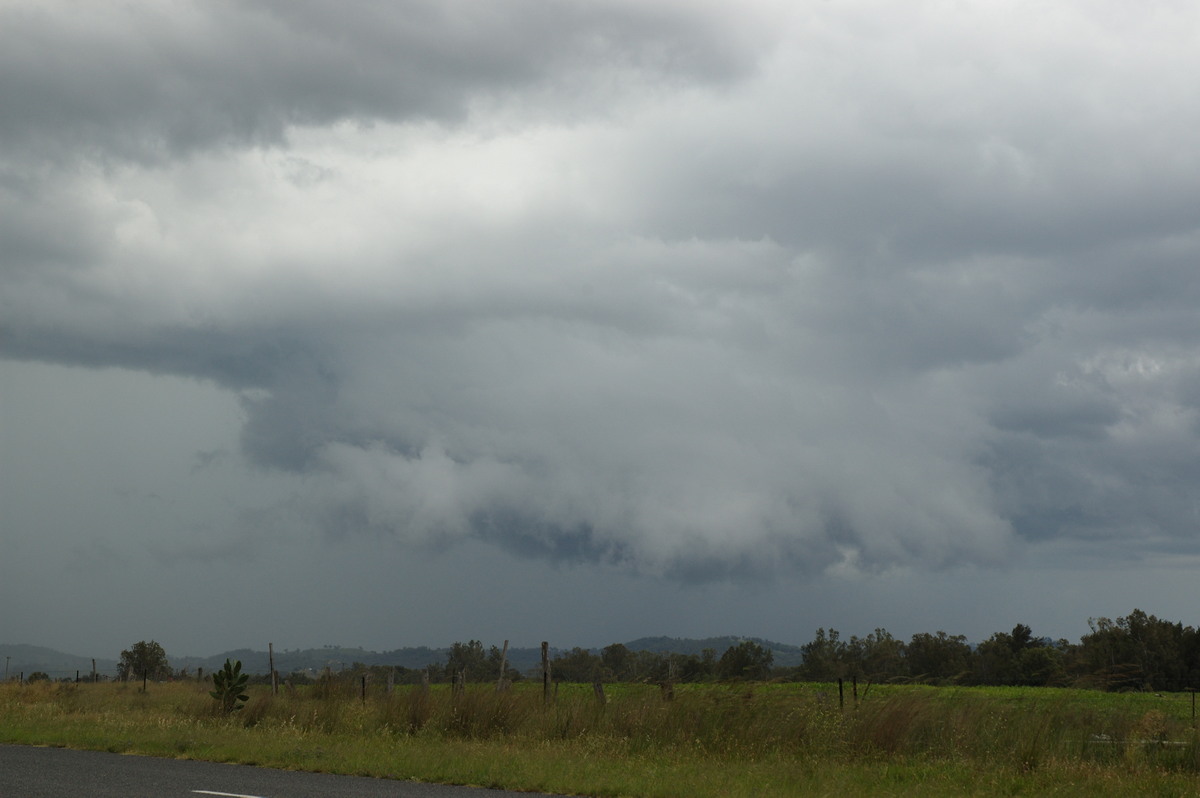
2, 666, 125, 683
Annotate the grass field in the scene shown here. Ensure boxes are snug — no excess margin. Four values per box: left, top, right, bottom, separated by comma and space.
4, 678, 1200, 796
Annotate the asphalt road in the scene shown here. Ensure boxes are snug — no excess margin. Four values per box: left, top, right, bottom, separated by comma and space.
0, 744, 568, 798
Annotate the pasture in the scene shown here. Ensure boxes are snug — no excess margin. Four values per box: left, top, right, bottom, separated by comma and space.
3, 678, 1199, 796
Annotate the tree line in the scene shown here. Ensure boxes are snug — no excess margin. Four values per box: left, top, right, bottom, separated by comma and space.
791, 610, 1200, 691
314, 609, 1200, 693
109, 609, 1200, 693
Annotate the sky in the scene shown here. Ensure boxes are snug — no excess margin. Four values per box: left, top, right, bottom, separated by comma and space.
3, 0, 1200, 660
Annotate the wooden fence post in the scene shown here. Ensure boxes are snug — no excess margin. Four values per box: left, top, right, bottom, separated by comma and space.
497, 640, 509, 692
541, 642, 551, 704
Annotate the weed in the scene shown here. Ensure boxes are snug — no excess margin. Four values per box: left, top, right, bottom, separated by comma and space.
210, 660, 249, 714
6, 680, 1200, 796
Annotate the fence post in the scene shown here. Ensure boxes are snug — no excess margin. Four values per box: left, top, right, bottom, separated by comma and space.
838, 678, 844, 711
541, 642, 551, 704
497, 640, 509, 692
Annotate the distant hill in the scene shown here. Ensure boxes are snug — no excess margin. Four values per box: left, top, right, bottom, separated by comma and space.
1, 636, 805, 679
172, 645, 457, 676
0, 644, 118, 680
183, 636, 805, 674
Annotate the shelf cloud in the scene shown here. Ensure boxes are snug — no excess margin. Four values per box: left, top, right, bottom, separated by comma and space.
4, 1, 1200, 652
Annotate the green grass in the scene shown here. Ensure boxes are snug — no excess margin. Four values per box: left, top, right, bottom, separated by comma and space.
4, 679, 1200, 796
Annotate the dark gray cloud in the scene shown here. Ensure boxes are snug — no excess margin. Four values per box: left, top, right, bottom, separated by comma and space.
4, 0, 1200, 653
0, 0, 761, 163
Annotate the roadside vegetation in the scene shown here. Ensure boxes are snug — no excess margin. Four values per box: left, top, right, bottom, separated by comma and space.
245, 609, 1200, 693
6, 608, 1200, 795
4, 677, 1200, 796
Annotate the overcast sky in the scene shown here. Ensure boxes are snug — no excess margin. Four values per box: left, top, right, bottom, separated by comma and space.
3, 0, 1200, 659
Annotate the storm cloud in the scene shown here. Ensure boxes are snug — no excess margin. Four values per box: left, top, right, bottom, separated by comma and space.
4, 0, 1200, 652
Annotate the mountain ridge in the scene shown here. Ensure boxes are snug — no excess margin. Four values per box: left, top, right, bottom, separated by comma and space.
1, 636, 803, 678
0, 643, 119, 680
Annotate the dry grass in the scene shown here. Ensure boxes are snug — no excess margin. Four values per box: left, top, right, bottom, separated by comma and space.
3, 679, 1200, 796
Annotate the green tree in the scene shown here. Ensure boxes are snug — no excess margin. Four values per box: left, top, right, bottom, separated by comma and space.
799, 628, 847, 681
486, 645, 522, 684
906, 631, 972, 683
676, 648, 718, 682
551, 647, 603, 682
850, 629, 908, 682
443, 640, 513, 682
630, 650, 672, 683
1010, 623, 1036, 652
974, 623, 1051, 685
119, 640, 171, 681
1074, 610, 1194, 691
975, 631, 1019, 685
601, 643, 633, 680
444, 640, 487, 681
1016, 645, 1064, 686
717, 641, 774, 681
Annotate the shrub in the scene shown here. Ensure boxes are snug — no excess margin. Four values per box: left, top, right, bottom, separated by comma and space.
210, 659, 250, 714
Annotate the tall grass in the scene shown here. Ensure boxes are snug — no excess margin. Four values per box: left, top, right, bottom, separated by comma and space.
3, 679, 1200, 796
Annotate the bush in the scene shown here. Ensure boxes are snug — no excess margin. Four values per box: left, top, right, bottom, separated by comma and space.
210, 659, 250, 713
